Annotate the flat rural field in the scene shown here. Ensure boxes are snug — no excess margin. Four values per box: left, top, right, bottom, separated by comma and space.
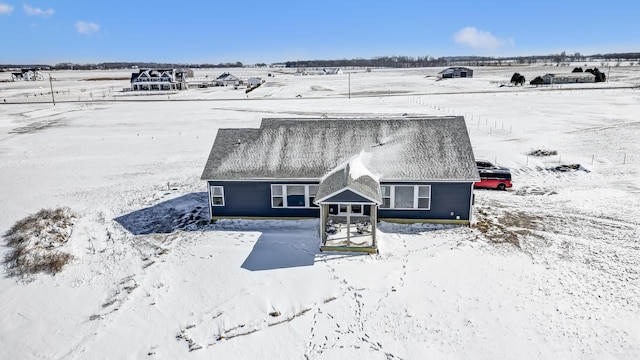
1, 65, 639, 359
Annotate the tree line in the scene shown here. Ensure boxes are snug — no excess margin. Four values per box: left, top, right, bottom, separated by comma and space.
2, 51, 640, 71
0, 61, 245, 71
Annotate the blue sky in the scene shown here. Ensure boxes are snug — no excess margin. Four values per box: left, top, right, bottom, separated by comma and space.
1, 1, 639, 64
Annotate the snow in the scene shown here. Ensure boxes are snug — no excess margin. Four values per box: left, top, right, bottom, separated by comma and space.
1, 65, 639, 359
321, 150, 380, 182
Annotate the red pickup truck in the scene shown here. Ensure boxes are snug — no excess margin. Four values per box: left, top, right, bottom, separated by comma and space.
474, 160, 512, 190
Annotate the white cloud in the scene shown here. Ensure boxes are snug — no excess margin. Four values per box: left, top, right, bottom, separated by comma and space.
23, 4, 54, 17
0, 2, 14, 15
453, 27, 508, 51
76, 21, 100, 35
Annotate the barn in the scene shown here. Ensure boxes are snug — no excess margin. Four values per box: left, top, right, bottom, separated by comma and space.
201, 117, 479, 252
438, 67, 474, 79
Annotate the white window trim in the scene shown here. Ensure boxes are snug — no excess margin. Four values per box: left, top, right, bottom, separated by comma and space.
271, 184, 319, 209
210, 186, 225, 206
380, 185, 431, 210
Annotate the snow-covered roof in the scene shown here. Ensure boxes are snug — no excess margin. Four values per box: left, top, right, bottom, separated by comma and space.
438, 67, 473, 74
314, 152, 382, 204
201, 117, 479, 182
544, 73, 595, 78
216, 72, 238, 80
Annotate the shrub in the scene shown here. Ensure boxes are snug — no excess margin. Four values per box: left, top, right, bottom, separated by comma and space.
528, 149, 558, 157
530, 76, 544, 85
585, 68, 606, 82
510, 73, 526, 86
3, 207, 76, 276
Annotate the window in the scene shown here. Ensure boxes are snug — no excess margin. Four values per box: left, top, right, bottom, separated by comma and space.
338, 203, 363, 215
308, 185, 319, 207
271, 184, 319, 208
286, 185, 305, 207
394, 186, 414, 209
379, 185, 431, 210
417, 186, 431, 209
272, 185, 284, 207
381, 186, 391, 208
211, 186, 225, 206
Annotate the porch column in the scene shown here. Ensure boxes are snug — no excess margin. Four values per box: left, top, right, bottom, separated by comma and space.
371, 205, 377, 248
346, 205, 351, 246
320, 204, 326, 246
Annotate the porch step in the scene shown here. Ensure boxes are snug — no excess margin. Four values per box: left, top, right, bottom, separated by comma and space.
319, 245, 378, 254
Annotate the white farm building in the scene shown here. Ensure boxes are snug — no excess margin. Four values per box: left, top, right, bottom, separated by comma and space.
542, 73, 595, 84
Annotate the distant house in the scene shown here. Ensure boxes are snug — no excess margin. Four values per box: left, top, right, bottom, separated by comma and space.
11, 69, 44, 81
322, 68, 343, 75
542, 73, 595, 84
215, 72, 240, 87
201, 117, 479, 252
293, 68, 343, 76
247, 77, 263, 88
438, 67, 473, 79
130, 69, 189, 91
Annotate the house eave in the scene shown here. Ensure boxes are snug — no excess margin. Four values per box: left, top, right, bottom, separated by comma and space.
202, 177, 322, 182
314, 186, 383, 205
202, 177, 479, 183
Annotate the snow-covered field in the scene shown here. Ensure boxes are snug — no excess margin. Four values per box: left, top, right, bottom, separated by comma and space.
1, 65, 639, 359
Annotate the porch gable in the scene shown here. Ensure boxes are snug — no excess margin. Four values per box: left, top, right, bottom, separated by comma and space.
316, 188, 379, 204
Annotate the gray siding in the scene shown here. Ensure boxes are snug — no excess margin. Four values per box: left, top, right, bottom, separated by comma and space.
208, 181, 319, 218
208, 180, 473, 221
378, 182, 473, 221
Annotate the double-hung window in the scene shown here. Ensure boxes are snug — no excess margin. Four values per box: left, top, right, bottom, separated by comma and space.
271, 184, 319, 208
210, 186, 225, 206
379, 185, 431, 210
308, 185, 319, 208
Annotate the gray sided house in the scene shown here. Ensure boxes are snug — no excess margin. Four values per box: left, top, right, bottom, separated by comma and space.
215, 72, 240, 86
439, 67, 473, 79
542, 73, 595, 84
130, 69, 189, 91
201, 117, 479, 231
11, 68, 44, 81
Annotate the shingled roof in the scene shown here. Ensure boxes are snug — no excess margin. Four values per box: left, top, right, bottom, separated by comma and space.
201, 117, 479, 182
314, 153, 383, 204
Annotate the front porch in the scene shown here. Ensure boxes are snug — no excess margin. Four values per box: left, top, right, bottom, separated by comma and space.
313, 157, 383, 253
319, 205, 378, 253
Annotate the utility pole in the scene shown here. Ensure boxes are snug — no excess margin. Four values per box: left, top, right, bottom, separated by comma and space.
49, 73, 56, 106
